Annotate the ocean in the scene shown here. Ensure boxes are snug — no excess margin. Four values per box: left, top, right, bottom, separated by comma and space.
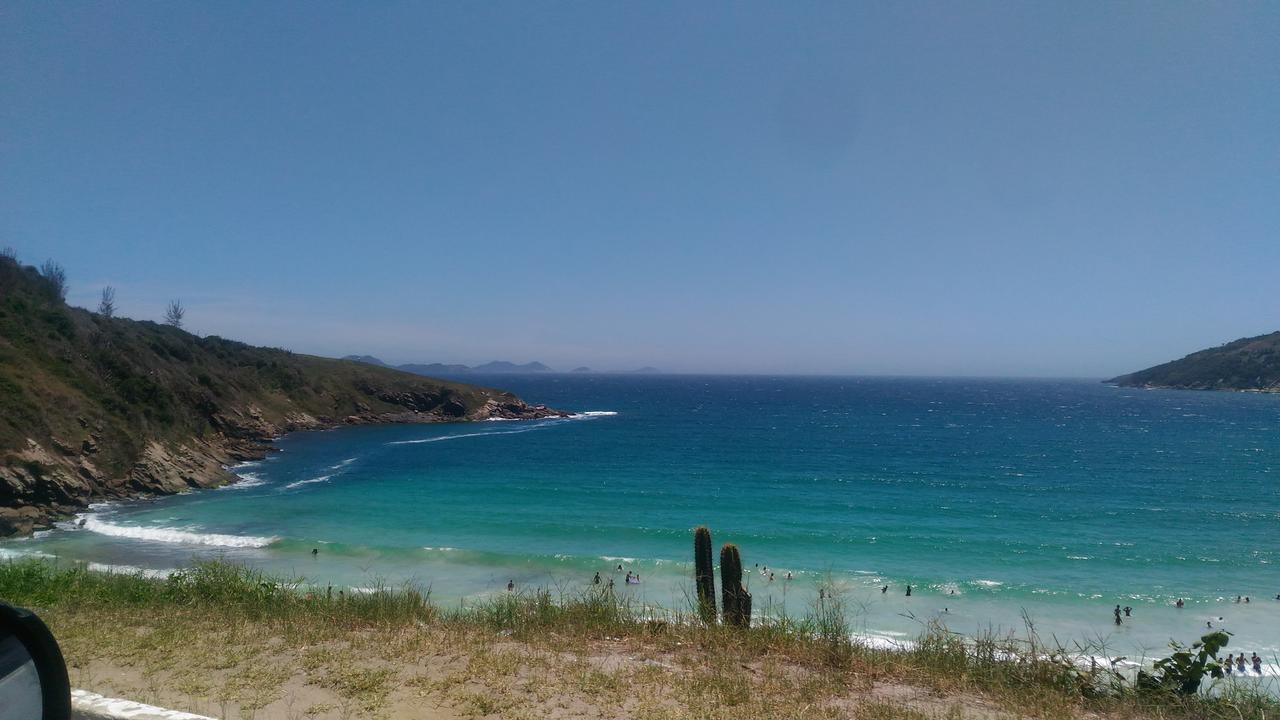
4, 376, 1278, 671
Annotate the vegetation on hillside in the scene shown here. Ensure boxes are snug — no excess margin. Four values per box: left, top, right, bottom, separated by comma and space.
0, 253, 556, 532
1108, 332, 1280, 392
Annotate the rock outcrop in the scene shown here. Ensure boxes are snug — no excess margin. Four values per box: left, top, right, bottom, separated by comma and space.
0, 254, 568, 536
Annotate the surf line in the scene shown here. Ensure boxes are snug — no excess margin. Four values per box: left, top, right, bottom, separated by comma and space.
387, 411, 617, 446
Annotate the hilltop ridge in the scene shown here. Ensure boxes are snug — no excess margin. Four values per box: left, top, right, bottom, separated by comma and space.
0, 256, 565, 535
1107, 332, 1280, 392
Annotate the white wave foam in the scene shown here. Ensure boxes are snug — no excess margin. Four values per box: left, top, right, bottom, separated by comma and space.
395, 412, 615, 445
855, 633, 916, 651
220, 472, 267, 490
0, 547, 56, 560
422, 546, 458, 552
973, 579, 1004, 588
601, 555, 636, 563
284, 474, 331, 490
330, 457, 358, 469
82, 517, 276, 548
387, 427, 545, 446
86, 562, 175, 579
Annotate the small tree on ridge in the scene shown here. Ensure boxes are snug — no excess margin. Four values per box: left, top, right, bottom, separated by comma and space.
98, 286, 116, 318
40, 260, 67, 301
164, 299, 185, 329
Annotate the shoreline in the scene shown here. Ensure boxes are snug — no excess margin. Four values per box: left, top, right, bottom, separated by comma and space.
2, 558, 1276, 720
0, 400, 568, 539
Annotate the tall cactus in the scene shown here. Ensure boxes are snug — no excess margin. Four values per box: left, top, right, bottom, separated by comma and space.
720, 542, 751, 628
693, 526, 717, 623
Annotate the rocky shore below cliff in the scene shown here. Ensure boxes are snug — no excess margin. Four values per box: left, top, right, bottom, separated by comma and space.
0, 398, 566, 537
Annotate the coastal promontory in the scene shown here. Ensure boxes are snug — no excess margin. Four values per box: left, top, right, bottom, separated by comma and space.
0, 256, 565, 536
1107, 331, 1280, 392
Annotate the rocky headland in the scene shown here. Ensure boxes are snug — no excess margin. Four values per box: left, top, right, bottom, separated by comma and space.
0, 255, 565, 536
1107, 331, 1280, 393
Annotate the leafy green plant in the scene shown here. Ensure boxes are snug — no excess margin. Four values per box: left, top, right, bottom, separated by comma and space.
1137, 630, 1231, 696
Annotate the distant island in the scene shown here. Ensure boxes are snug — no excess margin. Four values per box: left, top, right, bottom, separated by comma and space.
0, 256, 564, 536
343, 356, 662, 376
1107, 331, 1280, 393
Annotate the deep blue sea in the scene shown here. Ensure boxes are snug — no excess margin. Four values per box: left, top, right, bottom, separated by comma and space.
4, 376, 1279, 669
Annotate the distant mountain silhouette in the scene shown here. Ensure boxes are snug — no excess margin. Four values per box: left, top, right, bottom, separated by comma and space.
342, 357, 557, 376
398, 363, 472, 375
471, 361, 553, 374
341, 356, 664, 376
341, 355, 388, 367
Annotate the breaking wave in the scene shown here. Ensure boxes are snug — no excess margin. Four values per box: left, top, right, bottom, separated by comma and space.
80, 517, 276, 548
284, 474, 332, 490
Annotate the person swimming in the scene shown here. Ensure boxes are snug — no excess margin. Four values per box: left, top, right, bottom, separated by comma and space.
881, 585, 888, 594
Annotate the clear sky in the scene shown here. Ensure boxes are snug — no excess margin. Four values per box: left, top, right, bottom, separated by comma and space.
3, 2, 1277, 376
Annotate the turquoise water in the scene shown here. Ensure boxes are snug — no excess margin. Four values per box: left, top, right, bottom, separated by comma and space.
4, 376, 1279, 669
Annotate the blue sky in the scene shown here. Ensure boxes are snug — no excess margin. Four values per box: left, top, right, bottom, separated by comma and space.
3, 2, 1277, 375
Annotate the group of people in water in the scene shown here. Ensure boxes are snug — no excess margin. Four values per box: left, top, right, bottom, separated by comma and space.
1224, 653, 1265, 675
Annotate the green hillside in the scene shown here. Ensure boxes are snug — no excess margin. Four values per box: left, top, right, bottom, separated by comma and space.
0, 255, 562, 535
1107, 332, 1280, 392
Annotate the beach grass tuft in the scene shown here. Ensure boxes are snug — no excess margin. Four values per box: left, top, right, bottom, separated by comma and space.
2, 557, 1276, 719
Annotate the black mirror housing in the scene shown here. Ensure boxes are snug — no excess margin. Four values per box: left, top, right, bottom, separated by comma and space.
0, 603, 71, 720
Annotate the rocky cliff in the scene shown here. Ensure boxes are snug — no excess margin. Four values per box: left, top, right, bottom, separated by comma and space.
0, 256, 566, 536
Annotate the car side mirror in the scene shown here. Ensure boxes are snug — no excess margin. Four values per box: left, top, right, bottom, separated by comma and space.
0, 603, 71, 720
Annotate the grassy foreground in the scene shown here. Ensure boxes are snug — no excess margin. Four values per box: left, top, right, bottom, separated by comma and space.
1, 559, 1274, 720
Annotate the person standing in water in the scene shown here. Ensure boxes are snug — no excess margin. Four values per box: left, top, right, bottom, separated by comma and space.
905, 585, 912, 597
593, 572, 601, 585
507, 579, 514, 592
1114, 605, 1122, 625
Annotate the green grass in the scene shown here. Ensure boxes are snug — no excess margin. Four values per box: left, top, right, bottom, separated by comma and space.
2, 558, 1277, 720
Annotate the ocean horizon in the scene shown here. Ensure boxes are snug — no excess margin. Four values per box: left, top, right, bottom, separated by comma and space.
4, 374, 1278, 673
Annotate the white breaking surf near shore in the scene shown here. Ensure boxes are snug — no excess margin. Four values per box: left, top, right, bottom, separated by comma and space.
78, 516, 276, 548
